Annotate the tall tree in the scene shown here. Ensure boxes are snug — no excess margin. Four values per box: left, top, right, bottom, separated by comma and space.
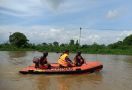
9, 32, 29, 47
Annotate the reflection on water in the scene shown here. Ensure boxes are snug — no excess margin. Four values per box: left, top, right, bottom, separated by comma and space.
33, 72, 103, 90
35, 75, 50, 90
0, 51, 132, 90
56, 73, 103, 90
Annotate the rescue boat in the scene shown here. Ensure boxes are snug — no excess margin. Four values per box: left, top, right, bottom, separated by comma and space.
19, 61, 103, 74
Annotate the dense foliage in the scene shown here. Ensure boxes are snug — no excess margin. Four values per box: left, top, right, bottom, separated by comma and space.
9, 32, 28, 47
0, 32, 132, 55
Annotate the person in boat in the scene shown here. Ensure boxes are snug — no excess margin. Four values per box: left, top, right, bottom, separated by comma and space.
58, 50, 73, 67
73, 51, 85, 66
33, 52, 51, 69
33, 57, 39, 68
39, 52, 51, 69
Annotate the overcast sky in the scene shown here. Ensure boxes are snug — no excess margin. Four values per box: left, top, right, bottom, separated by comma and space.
0, 0, 132, 45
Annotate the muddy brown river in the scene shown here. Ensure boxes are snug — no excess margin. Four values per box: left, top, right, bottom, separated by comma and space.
0, 51, 132, 90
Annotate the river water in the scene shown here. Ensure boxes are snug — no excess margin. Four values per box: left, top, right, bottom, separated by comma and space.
0, 51, 132, 90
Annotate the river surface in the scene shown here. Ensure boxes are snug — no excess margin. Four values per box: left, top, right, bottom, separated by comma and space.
0, 51, 132, 90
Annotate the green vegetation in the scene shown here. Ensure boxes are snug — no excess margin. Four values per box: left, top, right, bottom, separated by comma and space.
9, 32, 29, 47
0, 32, 132, 55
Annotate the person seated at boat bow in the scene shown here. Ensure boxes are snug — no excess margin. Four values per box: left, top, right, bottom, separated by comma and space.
33, 52, 51, 69
58, 50, 73, 67
73, 51, 85, 66
39, 52, 51, 69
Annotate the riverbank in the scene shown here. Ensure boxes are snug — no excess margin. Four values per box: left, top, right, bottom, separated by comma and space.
0, 47, 132, 55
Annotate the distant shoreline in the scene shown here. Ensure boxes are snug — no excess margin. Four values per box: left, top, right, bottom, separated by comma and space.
1, 33, 132, 55
0, 48, 132, 55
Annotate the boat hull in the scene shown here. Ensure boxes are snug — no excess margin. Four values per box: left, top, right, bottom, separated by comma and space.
19, 61, 103, 74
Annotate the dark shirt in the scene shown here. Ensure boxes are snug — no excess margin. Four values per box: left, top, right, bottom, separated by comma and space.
39, 56, 48, 65
74, 55, 84, 66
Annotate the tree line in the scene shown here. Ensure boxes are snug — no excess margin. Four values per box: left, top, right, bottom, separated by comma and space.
0, 32, 132, 55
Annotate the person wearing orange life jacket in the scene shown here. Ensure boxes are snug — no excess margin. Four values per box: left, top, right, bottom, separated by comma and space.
58, 50, 73, 67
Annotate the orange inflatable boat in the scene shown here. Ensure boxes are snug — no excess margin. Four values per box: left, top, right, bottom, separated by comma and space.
19, 61, 103, 74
